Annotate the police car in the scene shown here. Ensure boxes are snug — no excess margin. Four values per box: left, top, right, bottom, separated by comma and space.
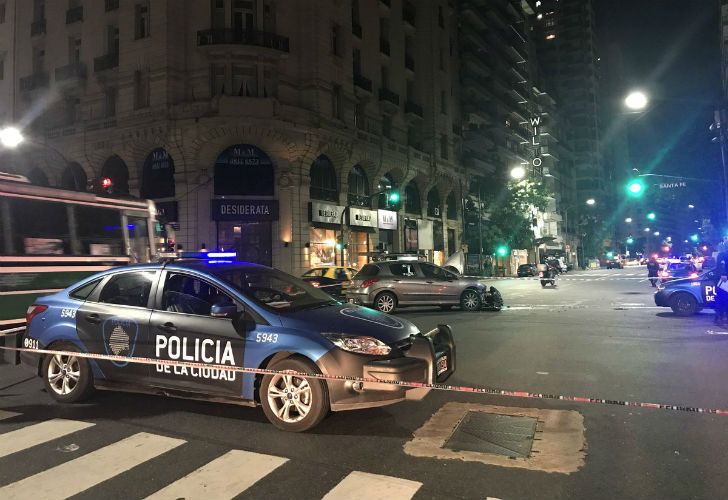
19, 253, 455, 432
654, 268, 721, 316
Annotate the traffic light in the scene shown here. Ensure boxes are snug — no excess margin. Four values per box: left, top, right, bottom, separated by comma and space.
387, 190, 400, 203
690, 234, 699, 242
606, 251, 614, 258
496, 245, 508, 257
626, 179, 645, 197
626, 236, 634, 245
646, 212, 656, 221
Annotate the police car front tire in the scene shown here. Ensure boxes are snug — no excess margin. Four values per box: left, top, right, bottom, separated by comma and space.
670, 293, 698, 316
260, 357, 329, 432
42, 342, 94, 403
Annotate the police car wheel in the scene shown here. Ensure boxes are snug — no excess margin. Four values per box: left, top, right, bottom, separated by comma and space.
374, 292, 397, 313
670, 293, 698, 316
461, 289, 482, 311
261, 358, 329, 432
42, 342, 94, 403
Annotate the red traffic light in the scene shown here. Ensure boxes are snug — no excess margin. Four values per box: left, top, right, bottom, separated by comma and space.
101, 177, 113, 189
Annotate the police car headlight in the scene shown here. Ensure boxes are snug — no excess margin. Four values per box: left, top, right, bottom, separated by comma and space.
321, 333, 391, 355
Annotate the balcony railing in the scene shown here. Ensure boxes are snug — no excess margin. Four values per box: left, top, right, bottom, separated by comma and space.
93, 53, 119, 72
19, 72, 49, 92
405, 100, 422, 117
55, 62, 87, 82
354, 73, 372, 92
405, 54, 414, 71
379, 38, 390, 56
197, 29, 289, 53
66, 6, 83, 24
403, 2, 416, 26
30, 19, 46, 36
105, 0, 119, 11
352, 22, 362, 38
379, 87, 400, 106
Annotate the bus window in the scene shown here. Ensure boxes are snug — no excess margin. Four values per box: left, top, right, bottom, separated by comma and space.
127, 215, 151, 263
10, 199, 71, 255
76, 206, 124, 256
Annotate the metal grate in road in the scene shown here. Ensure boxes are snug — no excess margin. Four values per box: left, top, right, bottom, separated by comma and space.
444, 411, 537, 458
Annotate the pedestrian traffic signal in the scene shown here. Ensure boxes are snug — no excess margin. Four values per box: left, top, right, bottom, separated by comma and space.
626, 179, 645, 197
496, 245, 508, 257
646, 212, 656, 221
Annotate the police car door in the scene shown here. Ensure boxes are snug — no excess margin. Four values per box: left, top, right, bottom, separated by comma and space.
702, 270, 718, 307
148, 271, 246, 397
75, 270, 157, 385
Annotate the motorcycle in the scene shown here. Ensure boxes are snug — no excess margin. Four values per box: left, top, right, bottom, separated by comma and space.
539, 268, 557, 287
482, 286, 503, 311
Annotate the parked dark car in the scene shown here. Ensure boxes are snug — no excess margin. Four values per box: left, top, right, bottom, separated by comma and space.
517, 263, 538, 277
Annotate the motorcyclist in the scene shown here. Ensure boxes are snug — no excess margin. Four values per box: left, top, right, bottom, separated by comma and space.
647, 257, 660, 287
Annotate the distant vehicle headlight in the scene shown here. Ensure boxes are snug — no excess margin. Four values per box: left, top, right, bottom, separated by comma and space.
321, 333, 391, 355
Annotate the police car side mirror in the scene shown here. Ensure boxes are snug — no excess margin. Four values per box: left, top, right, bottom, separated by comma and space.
211, 303, 239, 318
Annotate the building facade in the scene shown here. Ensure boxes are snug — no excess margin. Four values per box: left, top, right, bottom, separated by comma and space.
0, 0, 466, 275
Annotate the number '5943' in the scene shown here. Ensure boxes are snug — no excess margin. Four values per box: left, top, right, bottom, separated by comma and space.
255, 333, 278, 343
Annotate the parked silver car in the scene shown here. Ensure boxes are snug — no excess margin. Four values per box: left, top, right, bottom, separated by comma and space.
345, 261, 502, 313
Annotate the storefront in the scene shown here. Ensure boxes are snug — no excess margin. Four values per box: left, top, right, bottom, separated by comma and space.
348, 207, 376, 269
212, 144, 276, 266
309, 201, 344, 268
377, 209, 398, 253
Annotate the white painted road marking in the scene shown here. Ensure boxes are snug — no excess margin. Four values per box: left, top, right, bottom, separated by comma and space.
0, 432, 185, 500
146, 449, 288, 500
0, 419, 95, 458
0, 409, 20, 421
322, 471, 422, 500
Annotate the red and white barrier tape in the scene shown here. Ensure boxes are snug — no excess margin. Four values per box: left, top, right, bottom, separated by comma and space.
1, 337, 727, 416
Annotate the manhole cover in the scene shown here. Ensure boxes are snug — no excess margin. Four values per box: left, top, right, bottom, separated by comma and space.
444, 411, 537, 458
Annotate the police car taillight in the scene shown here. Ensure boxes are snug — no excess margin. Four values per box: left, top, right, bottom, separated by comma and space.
26, 304, 48, 325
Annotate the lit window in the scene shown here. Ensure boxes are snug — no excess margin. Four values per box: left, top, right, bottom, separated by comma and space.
546, 34, 556, 40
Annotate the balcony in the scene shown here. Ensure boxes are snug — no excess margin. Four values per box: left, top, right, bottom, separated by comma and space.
404, 100, 423, 118
93, 53, 119, 72
379, 87, 400, 113
405, 54, 414, 71
353, 73, 372, 93
55, 62, 87, 82
352, 22, 362, 38
379, 38, 390, 56
66, 6, 83, 24
197, 29, 290, 53
30, 19, 46, 36
105, 0, 119, 11
403, 2, 416, 27
19, 72, 49, 92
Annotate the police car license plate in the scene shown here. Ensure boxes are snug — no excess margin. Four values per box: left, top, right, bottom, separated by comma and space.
436, 355, 448, 375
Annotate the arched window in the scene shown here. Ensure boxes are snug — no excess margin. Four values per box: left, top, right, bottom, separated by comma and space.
446, 191, 458, 220
140, 148, 175, 199
101, 155, 130, 194
309, 155, 338, 202
61, 163, 87, 191
404, 180, 421, 215
376, 173, 398, 209
347, 165, 370, 207
427, 187, 441, 217
27, 168, 49, 187
214, 144, 274, 196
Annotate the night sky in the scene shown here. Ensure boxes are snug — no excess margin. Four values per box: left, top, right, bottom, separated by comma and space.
597, 0, 723, 227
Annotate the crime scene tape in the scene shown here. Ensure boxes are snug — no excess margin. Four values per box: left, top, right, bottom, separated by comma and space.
1, 332, 727, 416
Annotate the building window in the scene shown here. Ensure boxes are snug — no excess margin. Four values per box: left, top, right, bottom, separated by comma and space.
135, 1, 150, 39
439, 49, 446, 70
381, 65, 389, 88
348, 165, 370, 207
353, 48, 362, 75
69, 37, 81, 64
382, 116, 392, 139
210, 64, 226, 96
352, 0, 360, 26
33, 0, 45, 21
440, 90, 447, 114
379, 17, 389, 42
331, 24, 342, 56
134, 70, 150, 109
107, 25, 119, 54
0, 3, 6, 24
232, 64, 256, 96
32, 46, 45, 73
404, 181, 420, 215
105, 88, 117, 117
440, 134, 448, 160
438, 5, 444, 28
332, 84, 343, 119
0, 55, 4, 80
211, 0, 225, 29
354, 102, 364, 130
309, 155, 338, 202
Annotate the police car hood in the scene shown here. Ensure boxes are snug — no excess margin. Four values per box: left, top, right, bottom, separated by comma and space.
281, 304, 419, 343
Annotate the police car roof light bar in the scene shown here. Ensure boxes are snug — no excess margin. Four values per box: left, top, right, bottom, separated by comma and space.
179, 251, 237, 259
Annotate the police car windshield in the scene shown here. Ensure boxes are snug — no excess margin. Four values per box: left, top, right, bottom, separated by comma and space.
210, 267, 337, 312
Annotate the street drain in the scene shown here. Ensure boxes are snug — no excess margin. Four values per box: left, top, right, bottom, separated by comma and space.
444, 412, 537, 458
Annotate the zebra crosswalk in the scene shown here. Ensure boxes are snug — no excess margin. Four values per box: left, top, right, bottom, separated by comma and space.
0, 412, 474, 500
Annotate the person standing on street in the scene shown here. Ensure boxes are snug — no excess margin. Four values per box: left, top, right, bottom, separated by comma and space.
647, 257, 660, 287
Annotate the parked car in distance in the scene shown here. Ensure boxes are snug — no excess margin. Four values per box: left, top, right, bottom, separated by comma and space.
606, 258, 622, 269
301, 266, 357, 297
346, 261, 499, 313
517, 263, 538, 277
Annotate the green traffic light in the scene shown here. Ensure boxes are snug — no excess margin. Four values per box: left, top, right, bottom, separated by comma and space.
335, 243, 343, 250
647, 212, 656, 221
388, 191, 400, 203
606, 251, 614, 258
626, 179, 645, 197
626, 237, 634, 245
690, 234, 699, 242
496, 246, 508, 257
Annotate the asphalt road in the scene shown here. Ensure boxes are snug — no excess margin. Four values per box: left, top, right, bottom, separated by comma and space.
2, 267, 728, 499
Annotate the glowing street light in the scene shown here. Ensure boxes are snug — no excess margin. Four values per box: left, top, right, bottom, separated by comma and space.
688, 204, 695, 209
625, 217, 633, 223
510, 166, 526, 180
586, 198, 596, 206
654, 231, 660, 236
644, 227, 651, 232
646, 212, 656, 221
0, 127, 24, 149
624, 90, 649, 111
690, 234, 699, 242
